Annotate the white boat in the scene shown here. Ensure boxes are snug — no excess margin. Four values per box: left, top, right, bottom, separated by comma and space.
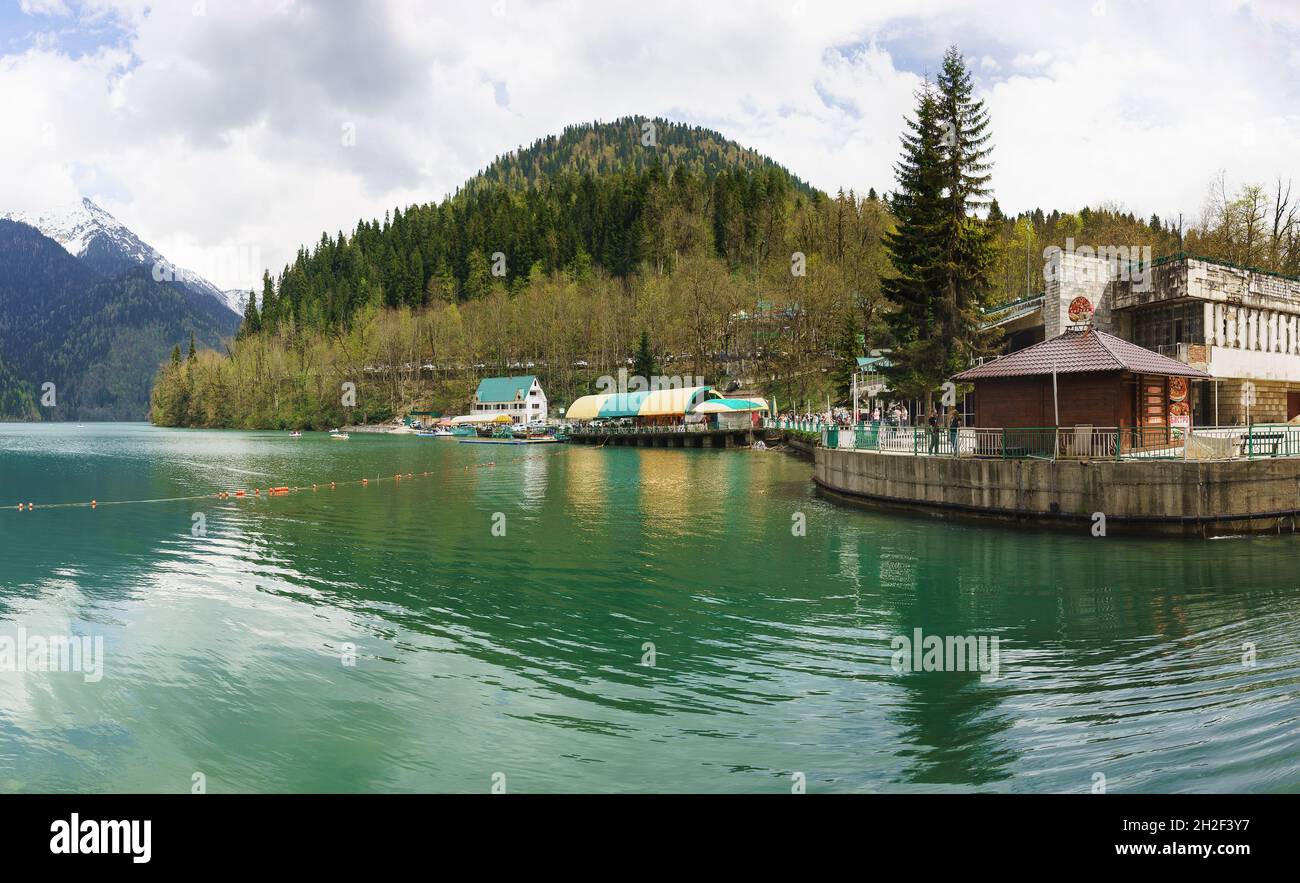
416, 428, 455, 438
329, 430, 349, 440
289, 431, 303, 438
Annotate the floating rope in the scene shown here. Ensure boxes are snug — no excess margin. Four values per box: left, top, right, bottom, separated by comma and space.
7, 448, 564, 512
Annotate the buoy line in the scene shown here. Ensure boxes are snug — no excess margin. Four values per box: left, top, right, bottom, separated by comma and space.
6, 447, 568, 513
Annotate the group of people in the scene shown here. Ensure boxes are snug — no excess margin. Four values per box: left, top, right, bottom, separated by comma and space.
926, 405, 963, 455
776, 402, 965, 455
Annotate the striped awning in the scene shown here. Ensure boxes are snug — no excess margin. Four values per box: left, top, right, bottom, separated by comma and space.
450, 413, 510, 425
691, 397, 770, 414
566, 386, 715, 420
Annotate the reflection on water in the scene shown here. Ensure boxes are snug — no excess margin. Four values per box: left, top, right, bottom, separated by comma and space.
0, 423, 1298, 793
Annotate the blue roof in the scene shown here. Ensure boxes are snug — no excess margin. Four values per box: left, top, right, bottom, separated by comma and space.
475, 375, 537, 403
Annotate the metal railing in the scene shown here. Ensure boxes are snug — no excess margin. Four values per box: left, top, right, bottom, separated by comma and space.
801, 422, 1300, 462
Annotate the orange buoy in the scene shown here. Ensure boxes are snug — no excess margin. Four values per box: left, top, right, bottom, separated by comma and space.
362, 478, 369, 485
235, 490, 246, 497
91, 500, 97, 508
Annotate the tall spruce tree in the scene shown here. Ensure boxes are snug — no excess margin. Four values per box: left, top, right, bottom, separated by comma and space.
882, 48, 997, 404
633, 330, 657, 382
934, 46, 996, 375
881, 81, 946, 401
239, 289, 261, 338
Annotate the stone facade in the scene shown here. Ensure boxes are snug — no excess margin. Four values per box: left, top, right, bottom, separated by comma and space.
1039, 255, 1300, 423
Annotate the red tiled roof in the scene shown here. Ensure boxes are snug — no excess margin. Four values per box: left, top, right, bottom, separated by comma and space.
954, 327, 1212, 380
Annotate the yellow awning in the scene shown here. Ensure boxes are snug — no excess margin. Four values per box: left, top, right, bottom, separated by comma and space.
565, 394, 605, 421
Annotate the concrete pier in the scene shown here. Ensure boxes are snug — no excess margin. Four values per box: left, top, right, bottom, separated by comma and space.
815, 446, 1300, 536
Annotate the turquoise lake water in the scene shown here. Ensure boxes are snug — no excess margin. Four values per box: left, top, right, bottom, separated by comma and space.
0, 423, 1297, 792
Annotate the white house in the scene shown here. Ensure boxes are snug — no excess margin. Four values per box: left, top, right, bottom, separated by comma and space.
470, 375, 548, 424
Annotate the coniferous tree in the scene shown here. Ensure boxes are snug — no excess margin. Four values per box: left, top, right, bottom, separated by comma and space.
881, 81, 946, 401
633, 330, 657, 381
187, 332, 196, 361
240, 289, 261, 338
831, 308, 861, 403
933, 45, 997, 380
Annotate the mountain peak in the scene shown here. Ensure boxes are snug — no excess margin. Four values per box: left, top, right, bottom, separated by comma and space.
0, 198, 241, 315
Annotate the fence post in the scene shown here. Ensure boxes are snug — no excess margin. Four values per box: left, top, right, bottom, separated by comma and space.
1001, 427, 1007, 460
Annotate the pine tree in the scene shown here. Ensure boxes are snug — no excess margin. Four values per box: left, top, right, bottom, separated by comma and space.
933, 45, 997, 380
240, 289, 261, 338
170, 344, 182, 367
187, 331, 196, 361
633, 330, 657, 381
832, 308, 861, 403
260, 271, 278, 332
881, 80, 946, 401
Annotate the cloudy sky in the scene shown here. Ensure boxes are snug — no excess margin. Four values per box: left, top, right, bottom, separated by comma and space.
1, 0, 1298, 289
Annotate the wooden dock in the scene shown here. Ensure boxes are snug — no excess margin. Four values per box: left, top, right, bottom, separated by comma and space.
566, 428, 764, 448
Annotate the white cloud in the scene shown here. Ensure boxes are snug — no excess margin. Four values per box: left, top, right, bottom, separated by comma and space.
1, 0, 1298, 288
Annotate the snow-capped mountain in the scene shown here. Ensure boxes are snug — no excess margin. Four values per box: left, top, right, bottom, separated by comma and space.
1, 198, 242, 315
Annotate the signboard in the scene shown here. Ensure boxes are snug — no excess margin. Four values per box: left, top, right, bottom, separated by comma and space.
1169, 400, 1190, 432
1068, 296, 1094, 323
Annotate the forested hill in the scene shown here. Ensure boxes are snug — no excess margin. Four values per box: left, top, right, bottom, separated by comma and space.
241, 118, 826, 335
466, 117, 818, 197
0, 219, 240, 420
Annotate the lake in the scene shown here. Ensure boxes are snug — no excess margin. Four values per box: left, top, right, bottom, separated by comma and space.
1, 423, 1297, 792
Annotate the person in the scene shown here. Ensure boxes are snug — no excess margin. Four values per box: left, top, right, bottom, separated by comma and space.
947, 406, 961, 456
927, 406, 940, 454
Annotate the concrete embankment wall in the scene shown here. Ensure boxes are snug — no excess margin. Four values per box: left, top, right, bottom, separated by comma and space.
815, 448, 1300, 536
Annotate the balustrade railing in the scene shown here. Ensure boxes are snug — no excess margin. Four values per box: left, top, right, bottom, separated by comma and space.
785, 421, 1300, 462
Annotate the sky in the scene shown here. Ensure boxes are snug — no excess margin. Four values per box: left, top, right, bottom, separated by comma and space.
1, 0, 1298, 290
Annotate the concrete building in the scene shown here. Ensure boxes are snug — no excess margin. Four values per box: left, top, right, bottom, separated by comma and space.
469, 375, 547, 424
985, 253, 1300, 425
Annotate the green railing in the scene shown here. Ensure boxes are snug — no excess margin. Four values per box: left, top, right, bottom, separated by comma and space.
778, 419, 1300, 461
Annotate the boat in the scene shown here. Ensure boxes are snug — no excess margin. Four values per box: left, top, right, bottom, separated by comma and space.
289, 431, 303, 438
416, 428, 455, 438
459, 422, 563, 445
329, 429, 349, 440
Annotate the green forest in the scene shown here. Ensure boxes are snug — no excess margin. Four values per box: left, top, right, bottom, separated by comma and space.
152, 70, 1300, 429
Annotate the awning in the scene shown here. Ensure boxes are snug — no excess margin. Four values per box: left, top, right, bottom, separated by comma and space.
566, 386, 716, 420
691, 397, 770, 414
450, 413, 511, 425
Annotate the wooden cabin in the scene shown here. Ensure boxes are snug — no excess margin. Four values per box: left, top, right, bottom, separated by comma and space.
954, 327, 1212, 441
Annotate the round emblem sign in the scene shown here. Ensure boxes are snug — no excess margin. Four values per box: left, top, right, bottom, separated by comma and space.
1068, 296, 1094, 323
1168, 377, 1188, 402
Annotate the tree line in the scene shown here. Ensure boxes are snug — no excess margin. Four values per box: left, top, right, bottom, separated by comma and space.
152, 57, 1299, 428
